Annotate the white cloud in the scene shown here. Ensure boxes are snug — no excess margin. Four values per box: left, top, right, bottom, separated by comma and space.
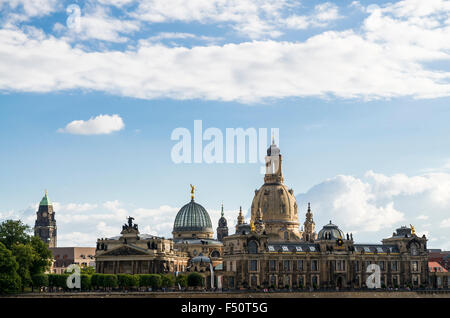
2, 0, 450, 103
297, 169, 450, 248
57, 114, 125, 135
131, 0, 340, 39
440, 218, 450, 228
64, 5, 140, 43
0, 0, 60, 23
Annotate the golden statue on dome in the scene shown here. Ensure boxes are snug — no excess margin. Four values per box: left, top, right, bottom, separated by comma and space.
190, 184, 195, 200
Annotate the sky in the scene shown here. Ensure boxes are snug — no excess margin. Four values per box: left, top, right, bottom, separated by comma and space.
0, 0, 450, 250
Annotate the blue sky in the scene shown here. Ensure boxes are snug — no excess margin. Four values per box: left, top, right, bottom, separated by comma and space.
1, 0, 450, 249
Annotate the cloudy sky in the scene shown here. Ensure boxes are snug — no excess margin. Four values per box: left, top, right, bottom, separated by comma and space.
1, 0, 450, 250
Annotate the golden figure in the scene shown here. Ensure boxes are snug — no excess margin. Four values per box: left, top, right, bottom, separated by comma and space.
250, 220, 255, 232
190, 184, 195, 200
410, 224, 415, 235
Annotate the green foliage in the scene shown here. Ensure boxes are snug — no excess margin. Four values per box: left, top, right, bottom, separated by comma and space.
47, 274, 70, 290
138, 274, 158, 289
28, 236, 53, 274
32, 273, 48, 290
80, 266, 95, 275
118, 274, 139, 288
11, 243, 36, 289
187, 273, 204, 287
175, 274, 188, 288
0, 220, 30, 250
160, 274, 175, 288
91, 273, 102, 289
80, 274, 91, 291
0, 242, 21, 294
48, 274, 59, 288
102, 274, 118, 289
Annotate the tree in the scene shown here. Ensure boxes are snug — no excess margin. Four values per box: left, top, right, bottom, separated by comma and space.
0, 242, 21, 294
160, 274, 175, 288
187, 273, 204, 288
175, 274, 188, 288
0, 220, 31, 250
11, 243, 37, 291
118, 274, 139, 289
31, 274, 48, 292
102, 274, 118, 290
80, 274, 91, 291
28, 236, 53, 275
81, 266, 95, 275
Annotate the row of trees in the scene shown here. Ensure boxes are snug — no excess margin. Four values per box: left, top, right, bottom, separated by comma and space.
31, 272, 204, 291
0, 220, 53, 294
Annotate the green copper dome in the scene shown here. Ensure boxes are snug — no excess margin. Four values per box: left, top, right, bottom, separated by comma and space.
173, 199, 213, 233
39, 191, 52, 206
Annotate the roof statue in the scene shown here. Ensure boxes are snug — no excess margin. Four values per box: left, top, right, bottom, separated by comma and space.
410, 224, 415, 235
190, 184, 195, 200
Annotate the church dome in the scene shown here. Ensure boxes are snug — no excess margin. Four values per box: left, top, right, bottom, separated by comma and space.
318, 221, 345, 240
173, 199, 213, 234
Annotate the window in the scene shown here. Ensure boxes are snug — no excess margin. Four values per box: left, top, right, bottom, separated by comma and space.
336, 260, 345, 271
269, 260, 276, 271
284, 232, 289, 240
250, 260, 258, 271
284, 275, 290, 287
392, 275, 398, 287
268, 245, 275, 252
251, 275, 257, 287
248, 240, 258, 254
411, 261, 419, 272
391, 261, 398, 271
410, 243, 419, 256
229, 277, 235, 289
270, 275, 276, 287
298, 276, 304, 287
283, 260, 290, 271
282, 246, 289, 252
295, 246, 303, 252
312, 275, 319, 287
232, 261, 236, 272
297, 260, 304, 271
354, 261, 360, 272
311, 260, 318, 271
378, 261, 385, 271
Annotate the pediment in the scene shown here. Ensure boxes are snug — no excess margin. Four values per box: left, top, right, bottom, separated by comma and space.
102, 245, 148, 256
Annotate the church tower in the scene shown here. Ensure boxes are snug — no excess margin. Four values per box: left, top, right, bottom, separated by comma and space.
216, 203, 229, 241
302, 203, 317, 242
34, 191, 57, 247
250, 139, 302, 241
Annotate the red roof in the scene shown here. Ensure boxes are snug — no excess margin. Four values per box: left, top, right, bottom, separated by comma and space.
428, 261, 448, 272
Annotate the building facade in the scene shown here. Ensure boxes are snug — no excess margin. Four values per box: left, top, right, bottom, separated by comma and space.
50, 247, 96, 274
221, 141, 430, 290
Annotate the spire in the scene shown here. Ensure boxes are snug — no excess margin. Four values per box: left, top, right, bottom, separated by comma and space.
237, 206, 244, 225
39, 190, 52, 206
190, 184, 195, 200
221, 203, 224, 217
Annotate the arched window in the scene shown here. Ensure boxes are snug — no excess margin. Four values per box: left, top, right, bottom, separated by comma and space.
284, 232, 289, 240
210, 250, 220, 258
410, 243, 419, 256
248, 240, 258, 254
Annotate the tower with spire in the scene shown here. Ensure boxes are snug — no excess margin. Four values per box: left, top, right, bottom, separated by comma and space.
303, 203, 317, 242
217, 203, 229, 241
236, 206, 245, 232
34, 190, 57, 247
